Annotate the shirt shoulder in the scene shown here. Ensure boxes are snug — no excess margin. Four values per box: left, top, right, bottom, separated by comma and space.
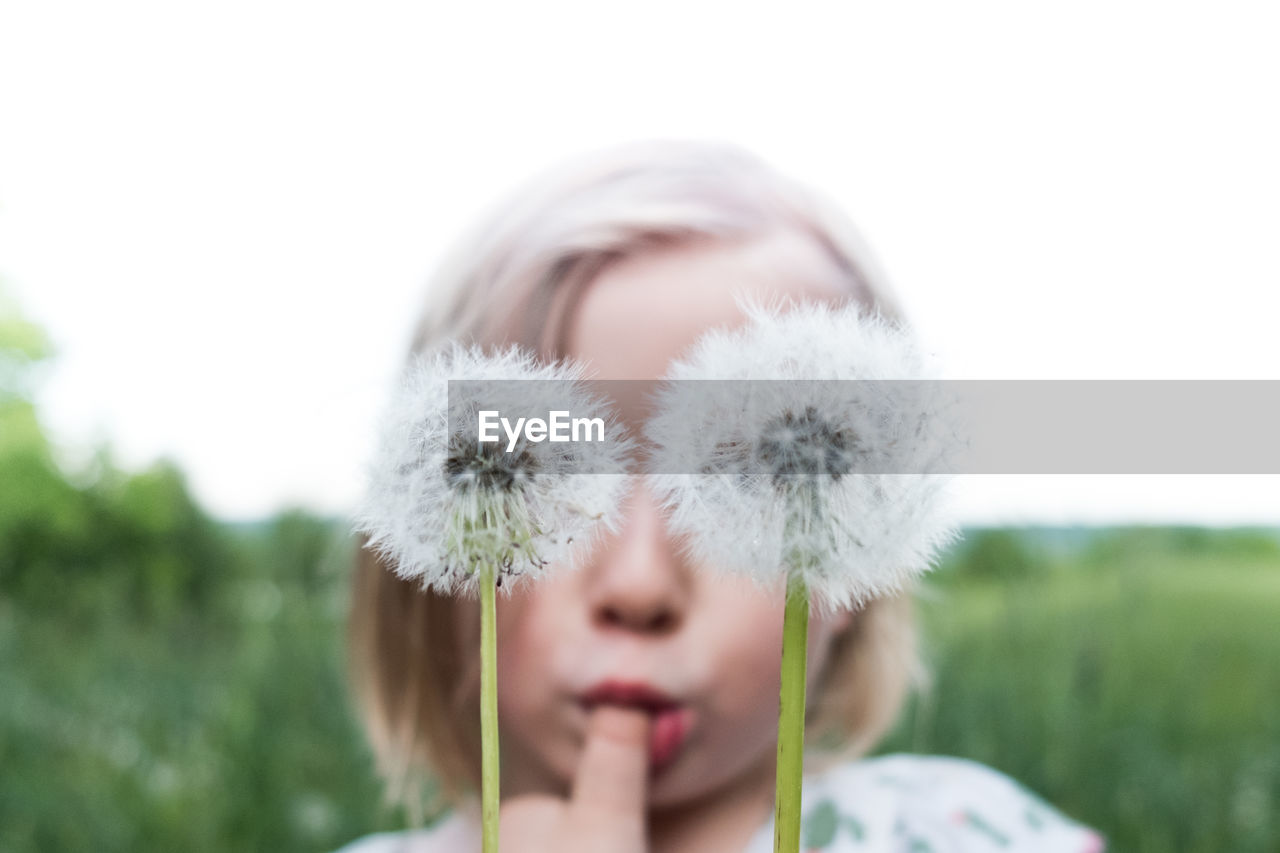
332, 811, 479, 853
747, 753, 1106, 852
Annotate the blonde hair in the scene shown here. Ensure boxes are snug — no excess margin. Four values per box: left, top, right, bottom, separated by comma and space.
349, 139, 923, 820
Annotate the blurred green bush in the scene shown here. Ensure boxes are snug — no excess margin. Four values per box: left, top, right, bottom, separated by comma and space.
0, 288, 401, 851
942, 528, 1044, 581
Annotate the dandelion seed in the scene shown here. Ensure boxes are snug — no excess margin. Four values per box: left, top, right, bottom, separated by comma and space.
354, 342, 632, 596
644, 298, 960, 853
645, 299, 960, 611
352, 341, 633, 853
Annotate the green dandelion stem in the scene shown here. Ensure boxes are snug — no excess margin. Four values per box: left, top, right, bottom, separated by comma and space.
480, 560, 499, 853
773, 569, 809, 853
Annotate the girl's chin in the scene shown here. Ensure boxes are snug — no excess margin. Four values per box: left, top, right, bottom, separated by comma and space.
646, 746, 760, 810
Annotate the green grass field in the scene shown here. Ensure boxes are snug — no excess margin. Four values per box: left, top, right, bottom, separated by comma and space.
2, 524, 1277, 852
879, 529, 1280, 852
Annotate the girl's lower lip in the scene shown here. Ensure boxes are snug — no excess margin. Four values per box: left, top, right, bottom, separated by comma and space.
648, 707, 694, 772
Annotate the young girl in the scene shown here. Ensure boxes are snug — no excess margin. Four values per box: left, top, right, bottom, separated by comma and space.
339, 141, 1105, 852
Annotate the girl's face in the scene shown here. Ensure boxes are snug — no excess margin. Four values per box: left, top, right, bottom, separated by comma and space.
491, 228, 857, 810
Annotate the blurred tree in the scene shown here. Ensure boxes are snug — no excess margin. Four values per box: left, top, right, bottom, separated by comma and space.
948, 527, 1042, 581
0, 283, 233, 615
264, 508, 343, 594
0, 281, 92, 601
1086, 524, 1280, 564
0, 281, 56, 401
86, 455, 233, 615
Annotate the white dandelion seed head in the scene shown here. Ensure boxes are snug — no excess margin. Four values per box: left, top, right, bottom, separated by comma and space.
645, 299, 961, 612
354, 342, 633, 596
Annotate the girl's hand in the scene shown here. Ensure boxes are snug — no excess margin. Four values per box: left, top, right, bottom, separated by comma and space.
497, 706, 651, 853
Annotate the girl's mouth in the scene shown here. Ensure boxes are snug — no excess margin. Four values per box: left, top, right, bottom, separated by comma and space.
578, 680, 694, 772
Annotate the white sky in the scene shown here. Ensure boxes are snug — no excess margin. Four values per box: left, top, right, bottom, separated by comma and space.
1, 1, 1277, 525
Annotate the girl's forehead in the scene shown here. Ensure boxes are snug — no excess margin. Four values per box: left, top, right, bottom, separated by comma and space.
564, 228, 853, 382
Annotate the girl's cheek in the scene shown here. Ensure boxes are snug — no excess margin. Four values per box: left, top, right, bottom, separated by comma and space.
703, 596, 786, 705
496, 581, 585, 697
705, 595, 847, 711
495, 593, 553, 700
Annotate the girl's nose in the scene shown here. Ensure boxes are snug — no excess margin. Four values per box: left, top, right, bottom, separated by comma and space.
584, 483, 690, 636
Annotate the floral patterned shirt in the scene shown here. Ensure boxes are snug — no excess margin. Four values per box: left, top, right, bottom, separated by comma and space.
335, 754, 1105, 853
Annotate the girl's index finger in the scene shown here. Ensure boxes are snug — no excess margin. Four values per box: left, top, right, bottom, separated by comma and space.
569, 705, 652, 820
